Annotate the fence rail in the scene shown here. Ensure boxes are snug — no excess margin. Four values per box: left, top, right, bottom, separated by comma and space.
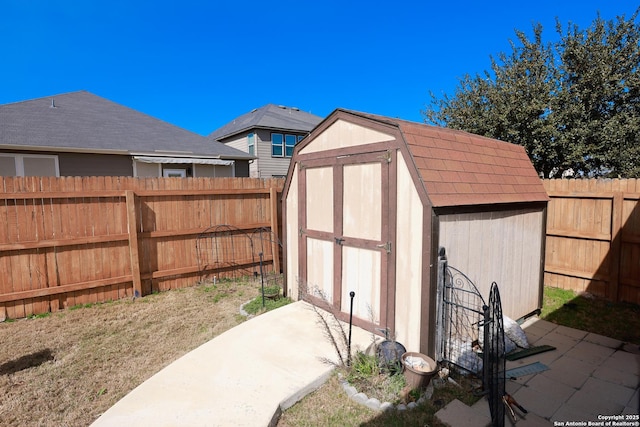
0, 176, 284, 320
543, 178, 640, 305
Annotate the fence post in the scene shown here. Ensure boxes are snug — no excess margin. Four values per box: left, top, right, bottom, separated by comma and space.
269, 187, 281, 273
609, 191, 623, 302
125, 190, 143, 298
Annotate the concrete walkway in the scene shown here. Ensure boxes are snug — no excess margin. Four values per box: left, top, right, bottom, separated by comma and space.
92, 304, 639, 427
90, 301, 374, 427
437, 317, 640, 426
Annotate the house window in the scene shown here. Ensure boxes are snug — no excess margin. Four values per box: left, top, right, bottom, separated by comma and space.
285, 134, 296, 157
272, 133, 283, 157
163, 168, 187, 177
0, 153, 59, 176
271, 133, 298, 158
248, 133, 255, 156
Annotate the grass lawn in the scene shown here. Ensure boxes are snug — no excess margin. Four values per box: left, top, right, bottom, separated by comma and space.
0, 278, 261, 427
1, 280, 636, 427
541, 286, 640, 345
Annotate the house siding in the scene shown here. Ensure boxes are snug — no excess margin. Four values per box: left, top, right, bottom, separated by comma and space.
255, 129, 298, 178
194, 164, 234, 178
224, 134, 248, 153
221, 133, 257, 177
234, 160, 250, 177
59, 153, 133, 176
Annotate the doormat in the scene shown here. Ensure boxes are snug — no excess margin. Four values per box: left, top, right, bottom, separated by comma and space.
505, 362, 549, 379
506, 345, 556, 361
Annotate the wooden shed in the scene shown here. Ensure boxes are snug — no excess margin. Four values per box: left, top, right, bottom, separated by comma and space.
282, 109, 549, 357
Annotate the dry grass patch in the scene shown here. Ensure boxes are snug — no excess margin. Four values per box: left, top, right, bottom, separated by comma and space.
0, 279, 259, 427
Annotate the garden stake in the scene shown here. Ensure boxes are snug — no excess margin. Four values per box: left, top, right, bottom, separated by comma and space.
259, 252, 265, 308
348, 291, 355, 366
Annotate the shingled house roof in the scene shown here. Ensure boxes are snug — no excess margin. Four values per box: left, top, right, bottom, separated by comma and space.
340, 110, 548, 208
0, 91, 252, 160
208, 104, 322, 141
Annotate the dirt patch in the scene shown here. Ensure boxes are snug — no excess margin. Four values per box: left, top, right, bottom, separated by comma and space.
0, 279, 259, 427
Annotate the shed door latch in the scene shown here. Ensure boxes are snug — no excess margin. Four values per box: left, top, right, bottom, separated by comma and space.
376, 241, 392, 253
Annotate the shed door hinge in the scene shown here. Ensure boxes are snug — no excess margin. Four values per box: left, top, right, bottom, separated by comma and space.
376, 241, 392, 253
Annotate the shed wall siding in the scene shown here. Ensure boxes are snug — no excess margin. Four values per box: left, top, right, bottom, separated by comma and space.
306, 238, 334, 302
285, 164, 300, 298
438, 208, 545, 319
305, 167, 334, 233
341, 246, 381, 322
394, 151, 423, 352
343, 163, 381, 240
299, 119, 394, 155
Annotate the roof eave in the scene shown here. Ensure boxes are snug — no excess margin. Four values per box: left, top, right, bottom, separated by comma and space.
0, 144, 130, 156
0, 145, 254, 160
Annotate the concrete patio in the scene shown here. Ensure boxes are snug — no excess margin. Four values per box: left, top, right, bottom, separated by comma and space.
436, 317, 640, 426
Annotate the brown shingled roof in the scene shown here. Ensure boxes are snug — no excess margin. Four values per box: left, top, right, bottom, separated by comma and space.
341, 110, 548, 208
400, 121, 548, 207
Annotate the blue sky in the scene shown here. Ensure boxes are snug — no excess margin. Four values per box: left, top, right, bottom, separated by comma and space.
1, 1, 635, 136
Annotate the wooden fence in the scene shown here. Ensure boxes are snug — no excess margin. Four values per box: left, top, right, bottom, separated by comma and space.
543, 179, 640, 305
3, 176, 639, 320
0, 176, 284, 320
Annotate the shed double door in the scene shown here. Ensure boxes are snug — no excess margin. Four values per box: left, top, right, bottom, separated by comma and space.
299, 150, 394, 333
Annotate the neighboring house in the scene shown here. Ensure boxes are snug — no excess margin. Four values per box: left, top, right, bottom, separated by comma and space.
0, 91, 253, 178
208, 104, 323, 178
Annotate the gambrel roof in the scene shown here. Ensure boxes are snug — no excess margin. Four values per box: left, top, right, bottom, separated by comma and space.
398, 119, 548, 207
0, 91, 252, 159
208, 104, 322, 141
318, 109, 548, 208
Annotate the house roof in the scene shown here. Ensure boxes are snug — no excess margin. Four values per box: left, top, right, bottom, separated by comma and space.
208, 104, 323, 141
338, 110, 549, 208
0, 91, 253, 159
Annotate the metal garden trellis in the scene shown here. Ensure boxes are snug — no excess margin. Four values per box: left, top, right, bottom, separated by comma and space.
436, 247, 507, 427
195, 225, 284, 302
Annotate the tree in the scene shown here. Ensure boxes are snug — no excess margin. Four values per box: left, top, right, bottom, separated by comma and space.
423, 10, 640, 178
